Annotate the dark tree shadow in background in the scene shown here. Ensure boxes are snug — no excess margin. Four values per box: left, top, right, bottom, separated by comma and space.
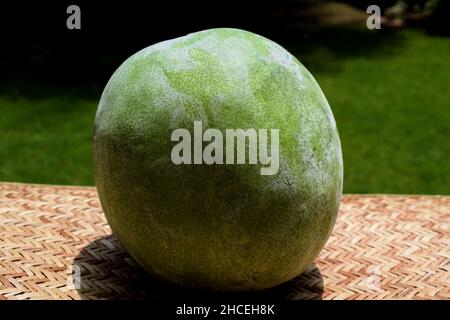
73, 235, 324, 300
0, 0, 410, 99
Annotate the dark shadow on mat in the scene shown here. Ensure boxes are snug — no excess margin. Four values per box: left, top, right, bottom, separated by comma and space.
73, 235, 323, 300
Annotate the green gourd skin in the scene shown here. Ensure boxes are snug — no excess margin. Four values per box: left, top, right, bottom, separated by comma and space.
93, 28, 343, 291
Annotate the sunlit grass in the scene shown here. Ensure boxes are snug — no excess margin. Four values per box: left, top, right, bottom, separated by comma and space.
0, 29, 449, 194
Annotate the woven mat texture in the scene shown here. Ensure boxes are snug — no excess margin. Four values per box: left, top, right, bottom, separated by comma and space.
0, 182, 448, 300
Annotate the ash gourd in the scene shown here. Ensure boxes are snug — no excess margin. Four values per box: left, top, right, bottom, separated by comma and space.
93, 28, 343, 291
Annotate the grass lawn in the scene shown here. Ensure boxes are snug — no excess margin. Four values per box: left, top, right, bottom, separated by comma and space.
0, 29, 449, 194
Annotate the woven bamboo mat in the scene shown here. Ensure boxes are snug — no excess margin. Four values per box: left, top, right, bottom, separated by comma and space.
0, 182, 448, 300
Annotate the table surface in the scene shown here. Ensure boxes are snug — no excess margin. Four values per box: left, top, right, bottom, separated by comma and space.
0, 182, 448, 300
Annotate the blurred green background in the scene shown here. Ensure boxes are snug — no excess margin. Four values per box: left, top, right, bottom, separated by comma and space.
0, 0, 449, 194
